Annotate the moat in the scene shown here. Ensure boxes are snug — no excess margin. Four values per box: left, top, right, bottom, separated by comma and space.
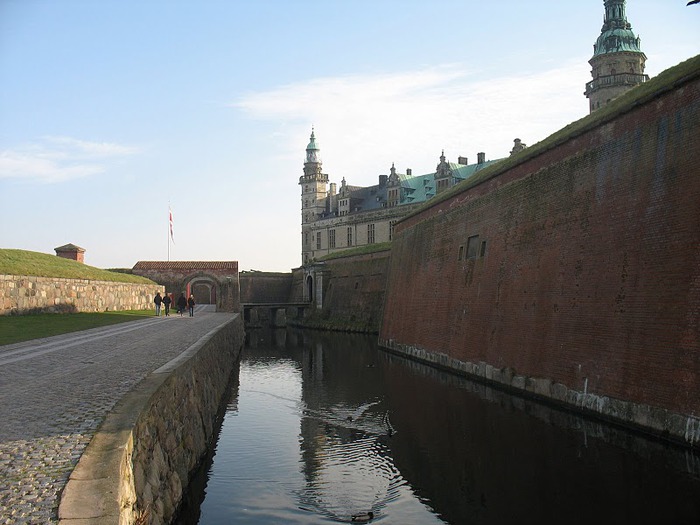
176, 328, 700, 524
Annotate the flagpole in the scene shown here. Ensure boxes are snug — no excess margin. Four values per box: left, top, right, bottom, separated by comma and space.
167, 202, 171, 262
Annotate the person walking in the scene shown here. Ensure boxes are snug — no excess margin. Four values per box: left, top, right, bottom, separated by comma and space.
177, 293, 187, 316
162, 292, 172, 316
154, 292, 163, 316
187, 294, 196, 317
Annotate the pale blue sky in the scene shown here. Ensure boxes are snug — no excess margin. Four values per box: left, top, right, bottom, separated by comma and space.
1, 1, 698, 271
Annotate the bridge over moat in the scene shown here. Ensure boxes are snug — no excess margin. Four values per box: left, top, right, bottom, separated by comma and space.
242, 302, 310, 327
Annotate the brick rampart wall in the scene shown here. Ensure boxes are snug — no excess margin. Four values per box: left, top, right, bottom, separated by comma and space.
239, 272, 294, 304
380, 60, 700, 445
0, 274, 162, 315
319, 251, 391, 332
292, 251, 391, 332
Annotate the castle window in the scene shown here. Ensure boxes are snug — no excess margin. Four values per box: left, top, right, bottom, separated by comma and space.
367, 224, 375, 244
347, 227, 353, 246
466, 235, 480, 259
316, 233, 321, 249
329, 229, 336, 249
389, 220, 397, 241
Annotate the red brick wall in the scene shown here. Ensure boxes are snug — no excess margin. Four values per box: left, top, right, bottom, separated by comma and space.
239, 272, 294, 304
320, 250, 391, 332
381, 68, 700, 420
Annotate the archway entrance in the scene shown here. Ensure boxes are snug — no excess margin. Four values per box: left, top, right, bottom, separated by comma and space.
189, 278, 217, 305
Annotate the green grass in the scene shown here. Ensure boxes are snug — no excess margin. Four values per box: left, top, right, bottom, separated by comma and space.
0, 310, 157, 346
0, 249, 156, 284
317, 242, 391, 261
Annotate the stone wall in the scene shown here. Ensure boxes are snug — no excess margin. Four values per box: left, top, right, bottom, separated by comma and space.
293, 250, 391, 333
380, 57, 700, 447
58, 315, 245, 524
239, 271, 294, 304
0, 274, 162, 315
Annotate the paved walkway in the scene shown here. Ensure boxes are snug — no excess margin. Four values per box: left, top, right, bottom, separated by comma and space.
0, 306, 236, 524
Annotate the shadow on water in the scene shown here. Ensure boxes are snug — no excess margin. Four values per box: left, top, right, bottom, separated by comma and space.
176, 327, 700, 524
173, 359, 241, 525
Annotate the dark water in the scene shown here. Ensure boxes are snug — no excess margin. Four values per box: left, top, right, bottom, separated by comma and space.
177, 328, 700, 524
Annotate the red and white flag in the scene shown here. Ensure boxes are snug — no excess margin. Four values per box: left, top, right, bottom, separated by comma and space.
169, 206, 175, 243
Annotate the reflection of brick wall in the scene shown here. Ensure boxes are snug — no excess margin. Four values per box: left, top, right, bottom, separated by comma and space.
1, 275, 162, 314
380, 61, 700, 443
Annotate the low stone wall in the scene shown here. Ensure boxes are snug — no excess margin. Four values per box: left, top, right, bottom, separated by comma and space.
58, 315, 245, 524
1, 274, 162, 315
380, 340, 700, 449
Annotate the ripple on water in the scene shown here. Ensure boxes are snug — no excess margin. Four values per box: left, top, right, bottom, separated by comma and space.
197, 347, 445, 524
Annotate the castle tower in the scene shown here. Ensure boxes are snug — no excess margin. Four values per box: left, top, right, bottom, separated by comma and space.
299, 128, 329, 264
585, 0, 649, 113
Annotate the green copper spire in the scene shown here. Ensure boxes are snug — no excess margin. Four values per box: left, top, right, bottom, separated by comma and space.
305, 127, 321, 164
593, 0, 643, 57
306, 127, 319, 152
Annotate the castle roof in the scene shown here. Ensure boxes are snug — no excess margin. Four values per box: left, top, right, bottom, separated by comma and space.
592, 0, 644, 58
327, 159, 500, 213
133, 261, 238, 271
54, 243, 85, 253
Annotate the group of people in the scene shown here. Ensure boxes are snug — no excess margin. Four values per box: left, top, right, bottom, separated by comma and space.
154, 292, 196, 317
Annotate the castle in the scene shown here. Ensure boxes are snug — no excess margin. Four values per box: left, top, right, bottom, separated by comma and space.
300, 0, 648, 264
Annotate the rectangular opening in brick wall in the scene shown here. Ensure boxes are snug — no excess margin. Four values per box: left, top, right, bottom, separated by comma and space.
466, 235, 480, 259
458, 245, 465, 261
480, 240, 487, 258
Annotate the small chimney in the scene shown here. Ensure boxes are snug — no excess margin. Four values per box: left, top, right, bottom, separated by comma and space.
406, 168, 412, 176
329, 183, 337, 196
477, 152, 485, 164
458, 156, 469, 165
510, 138, 527, 156
55, 243, 85, 263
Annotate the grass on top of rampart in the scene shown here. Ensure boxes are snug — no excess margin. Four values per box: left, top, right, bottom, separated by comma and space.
400, 53, 700, 223
0, 249, 156, 285
316, 242, 391, 262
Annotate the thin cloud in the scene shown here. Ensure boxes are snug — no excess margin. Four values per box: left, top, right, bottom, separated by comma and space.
233, 60, 590, 185
0, 136, 139, 183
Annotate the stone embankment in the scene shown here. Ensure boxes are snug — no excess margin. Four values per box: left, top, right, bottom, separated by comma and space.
58, 314, 244, 524
1, 274, 162, 315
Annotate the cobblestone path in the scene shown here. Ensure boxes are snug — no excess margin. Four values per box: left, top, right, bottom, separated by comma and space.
0, 307, 234, 524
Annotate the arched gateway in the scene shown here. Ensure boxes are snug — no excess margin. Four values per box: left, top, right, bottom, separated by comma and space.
132, 261, 240, 312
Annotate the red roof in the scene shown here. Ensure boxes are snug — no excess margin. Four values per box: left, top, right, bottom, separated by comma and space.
133, 261, 238, 271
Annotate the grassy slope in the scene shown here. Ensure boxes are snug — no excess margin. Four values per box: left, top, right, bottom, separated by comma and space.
0, 249, 155, 284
